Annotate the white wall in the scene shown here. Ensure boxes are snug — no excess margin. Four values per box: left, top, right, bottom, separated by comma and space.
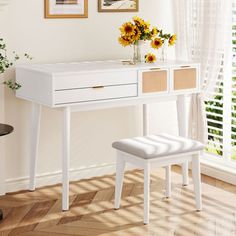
0, 0, 178, 192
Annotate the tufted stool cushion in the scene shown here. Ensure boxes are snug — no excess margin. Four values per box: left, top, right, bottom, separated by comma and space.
112, 133, 204, 159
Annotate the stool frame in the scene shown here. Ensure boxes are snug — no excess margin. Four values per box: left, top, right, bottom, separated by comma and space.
114, 150, 202, 225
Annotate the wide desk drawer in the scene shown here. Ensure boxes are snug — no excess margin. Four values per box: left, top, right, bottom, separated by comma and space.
54, 71, 137, 90
54, 84, 137, 105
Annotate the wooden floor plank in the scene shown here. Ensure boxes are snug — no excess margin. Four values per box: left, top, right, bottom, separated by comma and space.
39, 224, 109, 236
0, 204, 34, 235
92, 188, 114, 203
58, 192, 97, 225
17, 230, 72, 236
35, 198, 67, 230
8, 200, 56, 235
0, 166, 236, 236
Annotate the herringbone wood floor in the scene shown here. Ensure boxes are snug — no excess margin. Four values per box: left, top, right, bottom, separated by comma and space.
0, 166, 236, 236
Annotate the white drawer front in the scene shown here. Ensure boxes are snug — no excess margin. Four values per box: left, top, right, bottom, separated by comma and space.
54, 71, 137, 90
54, 84, 138, 105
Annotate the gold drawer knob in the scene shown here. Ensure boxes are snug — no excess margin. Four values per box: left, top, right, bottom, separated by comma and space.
92, 86, 104, 89
180, 65, 191, 68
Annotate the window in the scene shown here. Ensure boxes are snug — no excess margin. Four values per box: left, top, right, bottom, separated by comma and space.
204, 2, 236, 167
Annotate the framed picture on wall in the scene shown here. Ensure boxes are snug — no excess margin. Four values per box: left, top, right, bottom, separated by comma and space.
98, 0, 139, 12
45, 0, 88, 18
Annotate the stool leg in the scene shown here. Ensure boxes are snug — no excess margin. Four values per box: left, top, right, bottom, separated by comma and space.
192, 154, 202, 211
165, 165, 171, 198
144, 162, 150, 225
114, 152, 126, 210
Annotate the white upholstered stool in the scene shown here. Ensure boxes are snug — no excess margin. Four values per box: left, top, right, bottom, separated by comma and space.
112, 133, 204, 224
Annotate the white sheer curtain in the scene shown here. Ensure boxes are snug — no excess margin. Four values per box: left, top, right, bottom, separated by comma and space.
173, 0, 232, 143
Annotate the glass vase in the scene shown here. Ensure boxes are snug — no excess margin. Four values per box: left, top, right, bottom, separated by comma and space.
133, 43, 140, 64
132, 40, 146, 64
160, 40, 168, 62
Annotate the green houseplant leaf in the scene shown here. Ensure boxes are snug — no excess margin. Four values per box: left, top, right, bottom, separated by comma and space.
0, 38, 32, 90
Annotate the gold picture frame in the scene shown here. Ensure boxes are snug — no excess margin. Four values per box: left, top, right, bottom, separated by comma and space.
98, 0, 139, 12
45, 0, 88, 19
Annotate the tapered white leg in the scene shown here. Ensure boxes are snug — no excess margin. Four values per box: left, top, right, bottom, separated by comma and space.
177, 95, 189, 186
192, 154, 202, 211
62, 106, 71, 211
0, 139, 5, 196
29, 103, 41, 191
143, 104, 149, 136
143, 162, 150, 224
165, 165, 171, 198
114, 152, 126, 209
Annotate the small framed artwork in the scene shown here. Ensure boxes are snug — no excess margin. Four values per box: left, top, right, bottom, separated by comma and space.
45, 0, 88, 18
98, 0, 139, 12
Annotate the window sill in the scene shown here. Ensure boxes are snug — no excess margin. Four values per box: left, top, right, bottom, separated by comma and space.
200, 156, 236, 185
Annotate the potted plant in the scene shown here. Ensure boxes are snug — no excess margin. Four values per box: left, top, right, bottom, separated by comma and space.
0, 38, 32, 90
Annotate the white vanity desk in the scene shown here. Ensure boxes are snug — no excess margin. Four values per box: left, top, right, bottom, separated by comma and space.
16, 60, 200, 211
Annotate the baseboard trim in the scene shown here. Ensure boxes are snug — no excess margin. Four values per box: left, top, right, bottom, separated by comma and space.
5, 160, 236, 194
6, 163, 116, 193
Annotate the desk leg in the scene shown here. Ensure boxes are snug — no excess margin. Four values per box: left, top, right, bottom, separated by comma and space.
62, 106, 70, 211
177, 95, 189, 186
29, 103, 41, 191
143, 104, 149, 136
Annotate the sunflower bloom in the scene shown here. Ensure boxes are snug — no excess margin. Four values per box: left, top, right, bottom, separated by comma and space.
151, 38, 163, 49
145, 53, 156, 63
132, 28, 141, 42
144, 21, 150, 29
120, 22, 136, 37
133, 16, 145, 27
143, 21, 150, 33
118, 36, 132, 47
169, 34, 177, 46
151, 27, 158, 37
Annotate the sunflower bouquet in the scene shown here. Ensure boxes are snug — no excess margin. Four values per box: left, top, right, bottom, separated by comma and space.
118, 16, 177, 63
118, 16, 158, 47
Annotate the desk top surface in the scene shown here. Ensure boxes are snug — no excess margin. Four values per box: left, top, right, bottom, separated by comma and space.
16, 60, 198, 75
